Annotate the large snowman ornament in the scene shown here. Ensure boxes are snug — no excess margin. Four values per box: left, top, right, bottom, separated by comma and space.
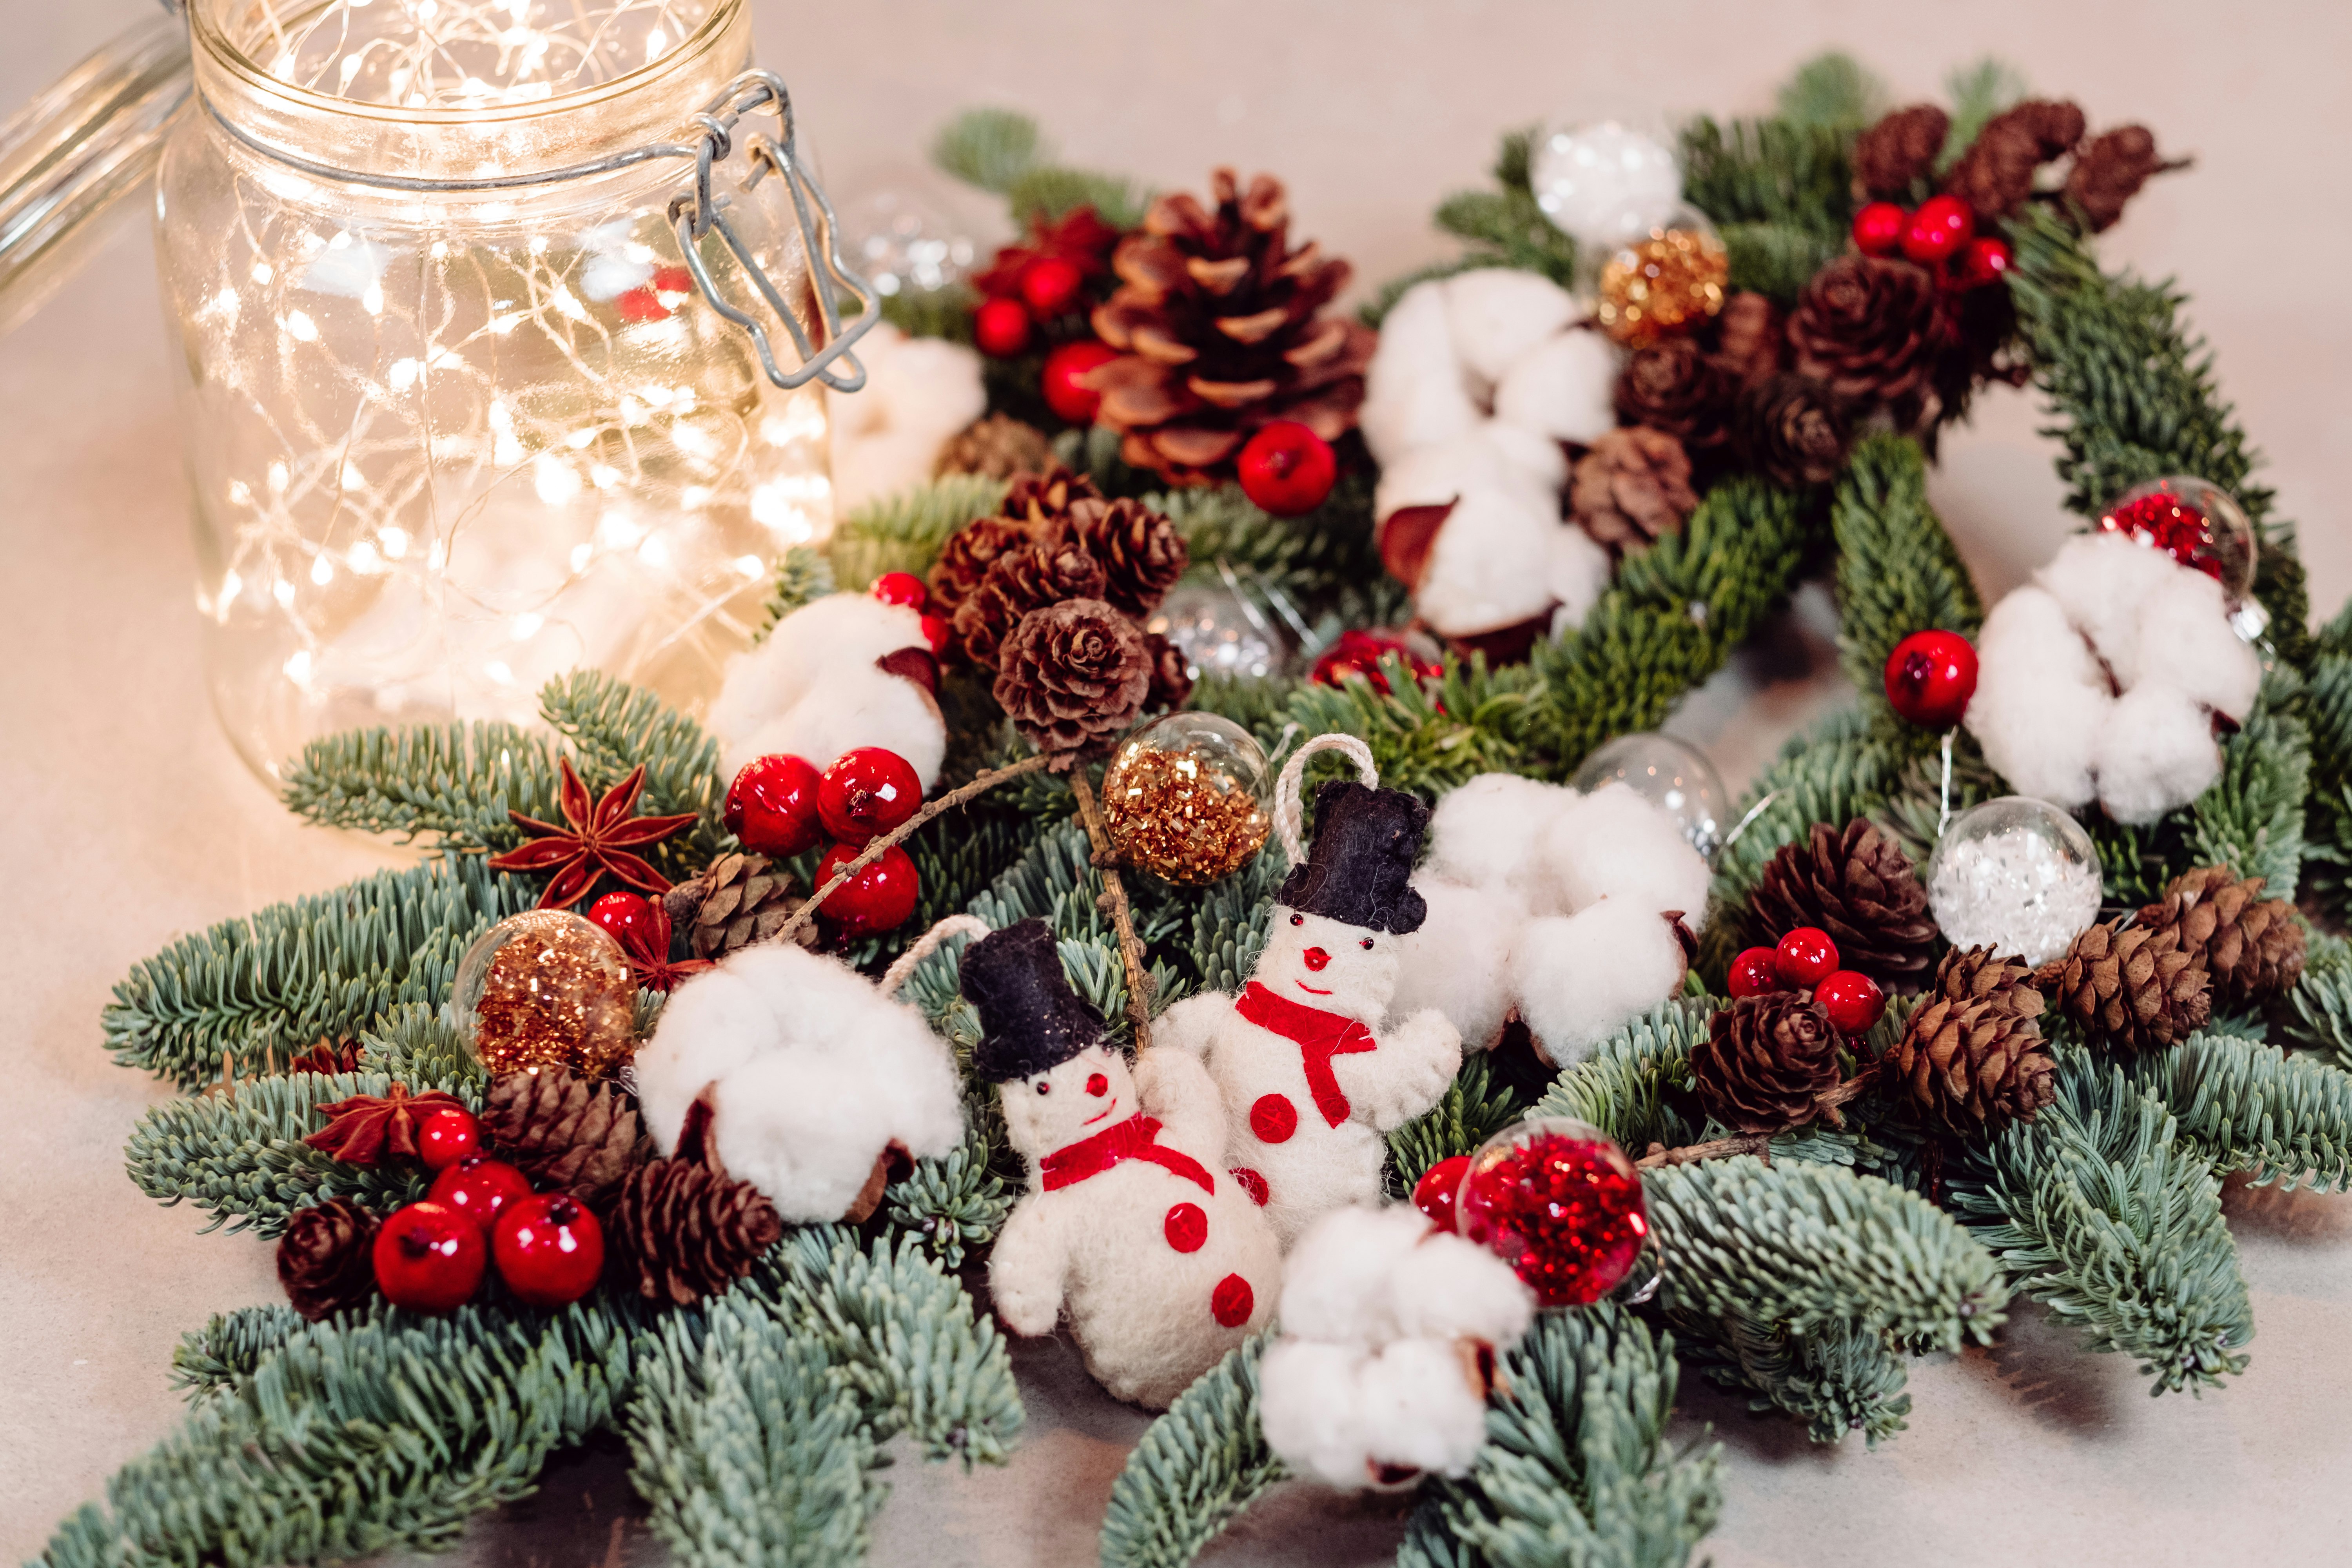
968, 920, 1281, 1410
1158, 780, 1463, 1246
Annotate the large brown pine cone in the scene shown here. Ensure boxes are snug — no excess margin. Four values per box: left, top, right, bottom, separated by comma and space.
925, 470, 1102, 613
995, 598, 1152, 757
935, 414, 1054, 480
2034, 919, 2211, 1053
2134, 866, 2306, 1010
1751, 818, 1938, 983
1882, 947, 2054, 1134
607, 1108, 784, 1307
953, 525, 1109, 668
1614, 339, 1733, 450
481, 1065, 649, 1208
1088, 169, 1377, 483
2065, 125, 2174, 233
666, 852, 814, 958
1570, 427, 1698, 555
1691, 993, 1844, 1134
1788, 256, 1949, 411
1734, 375, 1849, 489
276, 1198, 379, 1321
1072, 496, 1187, 619
1942, 100, 2087, 219
1853, 104, 1953, 198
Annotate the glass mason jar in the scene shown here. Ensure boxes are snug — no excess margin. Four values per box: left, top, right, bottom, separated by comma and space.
155, 0, 873, 779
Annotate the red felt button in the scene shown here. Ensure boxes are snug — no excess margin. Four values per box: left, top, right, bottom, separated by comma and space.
1211, 1273, 1254, 1328
1249, 1094, 1298, 1144
1164, 1202, 1207, 1253
1230, 1167, 1269, 1206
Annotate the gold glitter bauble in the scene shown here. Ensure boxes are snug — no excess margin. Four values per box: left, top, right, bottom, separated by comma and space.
456, 910, 639, 1080
1102, 713, 1273, 886
1597, 226, 1729, 348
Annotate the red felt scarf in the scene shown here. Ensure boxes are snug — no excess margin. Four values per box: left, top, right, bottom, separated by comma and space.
1040, 1114, 1214, 1194
1236, 982, 1376, 1128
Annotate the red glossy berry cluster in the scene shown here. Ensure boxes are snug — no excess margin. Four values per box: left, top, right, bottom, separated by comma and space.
1727, 927, 1888, 1035
374, 1158, 606, 1314
2097, 493, 2224, 581
1851, 196, 2011, 291
723, 742, 928, 941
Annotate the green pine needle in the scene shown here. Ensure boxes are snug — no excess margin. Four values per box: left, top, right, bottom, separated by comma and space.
1100, 1332, 1284, 1568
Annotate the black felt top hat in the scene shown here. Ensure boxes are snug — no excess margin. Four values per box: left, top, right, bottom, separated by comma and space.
961, 918, 1107, 1083
1274, 781, 1430, 935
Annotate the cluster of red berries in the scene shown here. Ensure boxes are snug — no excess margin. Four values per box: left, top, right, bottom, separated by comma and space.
374, 1107, 603, 1313
1850, 194, 2011, 290
1726, 927, 1889, 1036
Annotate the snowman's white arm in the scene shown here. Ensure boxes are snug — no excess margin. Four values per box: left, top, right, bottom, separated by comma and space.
1134, 1045, 1229, 1166
987, 1196, 1070, 1338
1149, 991, 1232, 1062
1333, 1009, 1465, 1131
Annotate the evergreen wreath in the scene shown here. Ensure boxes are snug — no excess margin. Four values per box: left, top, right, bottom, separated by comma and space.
45, 52, 2352, 1568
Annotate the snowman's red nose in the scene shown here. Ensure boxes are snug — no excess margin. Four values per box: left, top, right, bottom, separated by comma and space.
1085, 1072, 1109, 1097
1303, 947, 1330, 971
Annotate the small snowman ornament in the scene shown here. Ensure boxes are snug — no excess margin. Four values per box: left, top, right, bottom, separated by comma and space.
1158, 741, 1464, 1245
968, 919, 1281, 1410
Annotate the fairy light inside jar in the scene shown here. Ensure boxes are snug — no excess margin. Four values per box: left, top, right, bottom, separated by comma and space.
262, 0, 722, 109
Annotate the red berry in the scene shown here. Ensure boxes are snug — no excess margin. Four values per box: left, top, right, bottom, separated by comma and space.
416, 1106, 481, 1171
1773, 927, 1840, 988
1235, 420, 1338, 517
491, 1192, 605, 1308
1019, 255, 1085, 317
1851, 201, 1908, 258
1902, 194, 1975, 265
1412, 1153, 1474, 1233
918, 613, 951, 656
427, 1158, 534, 1233
724, 753, 823, 858
973, 296, 1032, 358
817, 747, 923, 845
1726, 947, 1784, 999
585, 890, 659, 956
1816, 969, 1887, 1035
1041, 339, 1119, 425
816, 842, 920, 936
372, 1201, 487, 1313
1883, 629, 1979, 729
1457, 1129, 1648, 1307
1956, 235, 2013, 289
870, 571, 927, 609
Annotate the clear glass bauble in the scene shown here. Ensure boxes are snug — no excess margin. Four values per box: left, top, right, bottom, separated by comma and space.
1455, 1117, 1659, 1308
1925, 796, 2105, 967
1593, 206, 1728, 348
836, 187, 977, 301
2097, 475, 2260, 613
1528, 120, 1683, 252
1571, 731, 1729, 859
455, 909, 639, 1079
1100, 713, 1273, 886
1144, 581, 1291, 682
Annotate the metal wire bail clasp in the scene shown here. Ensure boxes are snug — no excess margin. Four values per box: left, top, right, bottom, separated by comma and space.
668, 69, 877, 394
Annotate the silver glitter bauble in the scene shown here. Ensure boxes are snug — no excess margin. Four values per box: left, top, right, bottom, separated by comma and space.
1571, 732, 1728, 858
1530, 121, 1683, 251
1925, 797, 2104, 967
837, 189, 976, 299
1145, 582, 1290, 682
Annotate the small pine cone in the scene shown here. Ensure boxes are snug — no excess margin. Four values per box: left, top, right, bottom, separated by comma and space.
1143, 632, 1194, 711
995, 597, 1152, 758
1750, 818, 1938, 983
953, 526, 1109, 668
2034, 919, 2211, 1053
935, 414, 1054, 480
925, 470, 1103, 613
1734, 374, 1849, 489
1691, 993, 1844, 1134
1853, 104, 1952, 198
1072, 496, 1188, 619
481, 1065, 649, 1207
1570, 427, 1698, 555
1942, 100, 2087, 219
1614, 338, 1733, 450
2065, 125, 2173, 233
276, 1198, 379, 1321
1788, 256, 1949, 410
608, 1153, 784, 1306
1882, 946, 2054, 1134
2135, 866, 2306, 1009
1710, 291, 1784, 389
666, 852, 813, 958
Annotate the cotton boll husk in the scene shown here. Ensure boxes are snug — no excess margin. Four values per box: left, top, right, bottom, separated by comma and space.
724, 666, 945, 791
1278, 1204, 1431, 1344
1512, 901, 1693, 1066
1361, 282, 1480, 465
2135, 570, 2261, 720
633, 965, 777, 1153
2034, 532, 2181, 688
1443, 269, 1579, 390
1492, 328, 1619, 445
1424, 773, 1577, 902
1413, 486, 1563, 636
1391, 877, 1528, 1052
1545, 524, 1614, 634
1350, 1338, 1492, 1480
1259, 1341, 1374, 1488
1540, 782, 1711, 922
1386, 1230, 1536, 1346
2096, 682, 2223, 825
1965, 585, 2108, 809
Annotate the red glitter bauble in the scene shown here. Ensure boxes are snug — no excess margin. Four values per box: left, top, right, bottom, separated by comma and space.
973, 297, 1033, 358
1457, 1122, 1648, 1307
1815, 969, 1887, 1034
1042, 340, 1119, 425
1726, 947, 1783, 999
1851, 201, 1908, 258
1310, 628, 1443, 696
1774, 926, 1840, 987
1902, 194, 1975, 265
1882, 629, 1978, 729
1412, 1153, 1473, 1232
2098, 492, 2223, 581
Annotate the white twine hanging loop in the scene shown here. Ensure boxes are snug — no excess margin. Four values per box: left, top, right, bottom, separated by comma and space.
1273, 734, 1380, 865
879, 914, 993, 998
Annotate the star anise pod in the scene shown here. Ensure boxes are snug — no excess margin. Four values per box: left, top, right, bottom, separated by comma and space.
287, 1038, 361, 1074
303, 1083, 466, 1165
488, 758, 700, 910
608, 897, 713, 992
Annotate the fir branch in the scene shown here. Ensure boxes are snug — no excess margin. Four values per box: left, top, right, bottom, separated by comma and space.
2188, 673, 2309, 899
1776, 52, 1885, 129
1678, 116, 1856, 249
1387, 1053, 1530, 1195
1717, 221, 1842, 303
1940, 58, 2029, 168
2287, 934, 2352, 1074
356, 1004, 488, 1099
826, 474, 1011, 595
930, 107, 1044, 194
885, 1114, 1014, 1268
1668, 1310, 1911, 1446
1100, 1332, 1284, 1568
169, 1306, 305, 1403
759, 544, 837, 636
2126, 1031, 2352, 1192
280, 719, 557, 852
1537, 997, 1711, 1156
1005, 165, 1149, 229
1831, 432, 1984, 729
535, 670, 730, 873
1705, 709, 1909, 938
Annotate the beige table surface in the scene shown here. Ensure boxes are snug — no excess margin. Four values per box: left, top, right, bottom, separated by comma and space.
4, 1, 2349, 1563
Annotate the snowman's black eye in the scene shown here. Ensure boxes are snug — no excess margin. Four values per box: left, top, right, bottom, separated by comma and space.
1360, 938, 1375, 950
1034, 1080, 1051, 1095
1290, 913, 1304, 927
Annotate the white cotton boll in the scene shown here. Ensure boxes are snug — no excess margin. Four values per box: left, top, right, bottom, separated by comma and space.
709, 593, 945, 787
1511, 901, 1692, 1067
1350, 1338, 1492, 1481
1414, 487, 1562, 636
1545, 524, 1613, 633
1483, 421, 1570, 494
1492, 328, 1619, 445
1541, 782, 1711, 920
1386, 1230, 1536, 1346
2135, 570, 2261, 720
1372, 427, 1526, 519
1424, 772, 1576, 900
727, 666, 945, 791
831, 432, 947, 515
1279, 1204, 1432, 1343
2034, 532, 2181, 687
2096, 682, 2223, 825
1965, 586, 2108, 809
634, 966, 777, 1153
1443, 269, 1580, 391
1391, 877, 1528, 1052
826, 328, 985, 512
1361, 282, 1481, 465
1259, 1341, 1375, 1488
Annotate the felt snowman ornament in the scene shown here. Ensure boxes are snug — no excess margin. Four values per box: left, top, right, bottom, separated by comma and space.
1157, 778, 1463, 1246
827, 323, 987, 512
968, 919, 1281, 1410
706, 590, 948, 790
